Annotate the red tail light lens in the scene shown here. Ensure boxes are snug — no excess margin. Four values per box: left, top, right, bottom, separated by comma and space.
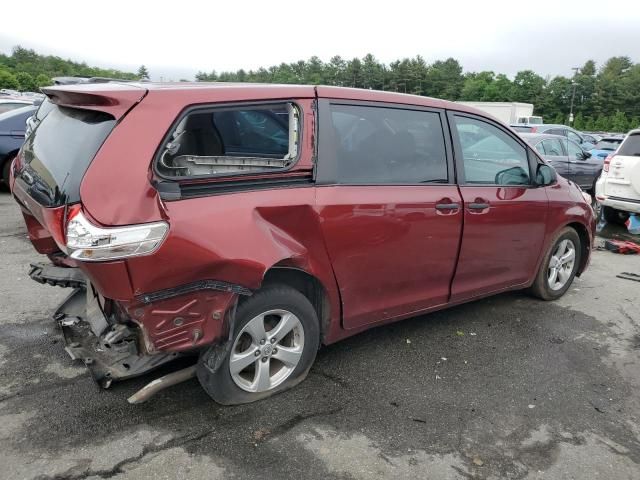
603, 154, 615, 172
530, 127, 537, 133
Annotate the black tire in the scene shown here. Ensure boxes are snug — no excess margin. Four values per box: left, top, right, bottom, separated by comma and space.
2, 156, 13, 188
602, 206, 630, 225
197, 284, 319, 405
529, 227, 582, 301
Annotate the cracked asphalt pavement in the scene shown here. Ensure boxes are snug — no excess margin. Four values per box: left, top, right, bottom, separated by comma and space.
2, 191, 640, 479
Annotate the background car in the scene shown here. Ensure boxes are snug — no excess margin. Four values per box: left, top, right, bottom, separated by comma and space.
595, 129, 640, 223
511, 124, 596, 149
0, 98, 33, 114
590, 136, 624, 160
520, 132, 602, 192
582, 133, 602, 145
0, 105, 37, 186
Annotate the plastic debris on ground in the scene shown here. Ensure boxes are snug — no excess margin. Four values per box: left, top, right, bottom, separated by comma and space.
626, 214, 640, 235
604, 239, 640, 254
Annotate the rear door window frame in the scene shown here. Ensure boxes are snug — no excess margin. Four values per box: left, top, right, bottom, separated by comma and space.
316, 98, 455, 185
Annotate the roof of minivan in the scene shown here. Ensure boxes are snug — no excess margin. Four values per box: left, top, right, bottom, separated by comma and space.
42, 82, 483, 117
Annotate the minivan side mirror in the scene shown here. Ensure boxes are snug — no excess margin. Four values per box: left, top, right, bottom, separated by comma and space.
536, 164, 557, 186
580, 150, 592, 160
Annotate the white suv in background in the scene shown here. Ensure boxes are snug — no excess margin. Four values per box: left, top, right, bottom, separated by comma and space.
596, 129, 640, 223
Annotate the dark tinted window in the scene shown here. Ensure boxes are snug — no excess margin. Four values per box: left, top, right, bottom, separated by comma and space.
214, 107, 289, 156
545, 128, 565, 136
454, 116, 530, 185
541, 138, 563, 156
511, 125, 533, 132
330, 104, 448, 183
618, 134, 640, 156
18, 106, 115, 207
566, 140, 583, 158
567, 131, 583, 144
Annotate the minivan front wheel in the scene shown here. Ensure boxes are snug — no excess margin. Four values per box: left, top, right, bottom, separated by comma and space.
529, 227, 582, 301
197, 284, 319, 405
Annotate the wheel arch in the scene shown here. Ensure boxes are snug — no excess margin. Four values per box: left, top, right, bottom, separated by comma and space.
566, 221, 591, 277
1, 149, 19, 183
258, 264, 333, 344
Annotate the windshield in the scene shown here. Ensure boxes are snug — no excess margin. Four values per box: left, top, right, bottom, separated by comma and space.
17, 105, 115, 207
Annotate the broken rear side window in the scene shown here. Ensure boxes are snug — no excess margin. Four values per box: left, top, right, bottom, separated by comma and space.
158, 103, 300, 178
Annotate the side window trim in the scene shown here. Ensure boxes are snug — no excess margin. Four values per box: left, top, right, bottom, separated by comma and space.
316, 98, 455, 185
445, 110, 533, 187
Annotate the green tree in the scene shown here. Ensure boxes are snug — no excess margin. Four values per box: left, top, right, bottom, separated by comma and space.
15, 71, 37, 91
35, 73, 51, 88
137, 65, 150, 79
0, 68, 19, 89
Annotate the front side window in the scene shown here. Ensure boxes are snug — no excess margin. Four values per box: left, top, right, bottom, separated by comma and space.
158, 103, 299, 178
329, 104, 448, 184
541, 138, 563, 156
454, 116, 530, 185
567, 131, 582, 144
566, 140, 584, 159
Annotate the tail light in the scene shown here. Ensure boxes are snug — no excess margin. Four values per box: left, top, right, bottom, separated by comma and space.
603, 154, 615, 172
530, 127, 537, 133
66, 210, 169, 261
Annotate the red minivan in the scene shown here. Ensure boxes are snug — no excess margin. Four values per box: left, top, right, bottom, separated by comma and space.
11, 83, 595, 404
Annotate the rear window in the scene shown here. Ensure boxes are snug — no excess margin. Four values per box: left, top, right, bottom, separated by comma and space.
511, 125, 532, 133
618, 134, 640, 157
157, 102, 299, 178
18, 105, 115, 207
594, 140, 622, 151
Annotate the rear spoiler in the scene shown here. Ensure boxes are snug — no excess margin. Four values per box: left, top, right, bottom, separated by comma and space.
41, 84, 147, 120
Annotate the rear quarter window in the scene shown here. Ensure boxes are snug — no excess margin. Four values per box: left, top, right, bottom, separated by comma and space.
157, 102, 300, 178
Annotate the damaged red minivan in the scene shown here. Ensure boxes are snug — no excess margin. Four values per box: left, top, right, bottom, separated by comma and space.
11, 83, 595, 404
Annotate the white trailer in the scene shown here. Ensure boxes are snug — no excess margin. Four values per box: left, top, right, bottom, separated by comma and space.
456, 102, 542, 125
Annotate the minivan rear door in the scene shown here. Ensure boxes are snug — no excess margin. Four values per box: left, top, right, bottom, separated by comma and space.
605, 133, 640, 200
315, 99, 462, 329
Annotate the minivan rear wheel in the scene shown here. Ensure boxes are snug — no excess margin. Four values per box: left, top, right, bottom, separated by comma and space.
529, 227, 582, 301
197, 284, 319, 405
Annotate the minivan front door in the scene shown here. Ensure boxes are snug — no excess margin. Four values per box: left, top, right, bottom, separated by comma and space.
448, 113, 548, 302
316, 101, 462, 329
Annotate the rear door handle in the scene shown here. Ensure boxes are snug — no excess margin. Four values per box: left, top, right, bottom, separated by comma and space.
468, 202, 490, 210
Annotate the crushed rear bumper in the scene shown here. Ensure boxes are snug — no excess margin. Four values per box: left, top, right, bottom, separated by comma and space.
40, 268, 179, 388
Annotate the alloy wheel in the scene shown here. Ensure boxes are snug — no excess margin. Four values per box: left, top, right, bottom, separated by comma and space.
547, 239, 576, 291
229, 309, 305, 393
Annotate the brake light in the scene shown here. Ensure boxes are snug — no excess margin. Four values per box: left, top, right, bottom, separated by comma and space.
530, 127, 537, 133
66, 210, 169, 261
603, 154, 615, 172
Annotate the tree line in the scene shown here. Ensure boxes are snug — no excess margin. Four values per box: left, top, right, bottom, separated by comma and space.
1, 46, 638, 132
196, 55, 640, 132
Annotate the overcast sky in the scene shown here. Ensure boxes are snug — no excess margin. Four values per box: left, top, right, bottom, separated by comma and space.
1, 0, 638, 81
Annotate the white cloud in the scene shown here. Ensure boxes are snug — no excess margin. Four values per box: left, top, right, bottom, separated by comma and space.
1, 0, 638, 80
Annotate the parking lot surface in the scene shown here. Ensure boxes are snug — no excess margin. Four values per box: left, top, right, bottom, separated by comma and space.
1, 191, 640, 479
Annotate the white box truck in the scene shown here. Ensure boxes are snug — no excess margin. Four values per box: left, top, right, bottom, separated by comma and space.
456, 102, 542, 125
